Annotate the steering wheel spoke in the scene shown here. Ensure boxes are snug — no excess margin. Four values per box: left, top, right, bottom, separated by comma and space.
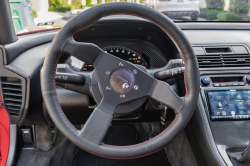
79, 100, 116, 144
149, 80, 184, 113
62, 38, 103, 65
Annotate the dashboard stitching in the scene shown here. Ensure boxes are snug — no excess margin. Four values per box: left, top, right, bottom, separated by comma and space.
29, 58, 45, 78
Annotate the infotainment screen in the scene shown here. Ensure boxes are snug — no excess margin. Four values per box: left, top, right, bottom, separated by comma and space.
206, 90, 250, 120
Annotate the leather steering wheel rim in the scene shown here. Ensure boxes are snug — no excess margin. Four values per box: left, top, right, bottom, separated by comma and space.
41, 2, 200, 159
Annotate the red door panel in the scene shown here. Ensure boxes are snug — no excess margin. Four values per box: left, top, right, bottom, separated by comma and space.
0, 95, 10, 166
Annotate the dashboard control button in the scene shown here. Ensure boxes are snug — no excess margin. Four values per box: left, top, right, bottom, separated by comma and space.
181, 67, 185, 73
201, 76, 211, 86
233, 82, 239, 86
239, 82, 245, 86
173, 69, 179, 75
178, 68, 182, 73
214, 83, 220, 87
226, 82, 233, 86
220, 83, 226, 86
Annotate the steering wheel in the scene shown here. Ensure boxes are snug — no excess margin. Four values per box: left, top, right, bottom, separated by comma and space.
41, 2, 199, 159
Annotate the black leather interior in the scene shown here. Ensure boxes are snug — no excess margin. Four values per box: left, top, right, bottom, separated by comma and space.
40, 3, 199, 159
4, 32, 57, 64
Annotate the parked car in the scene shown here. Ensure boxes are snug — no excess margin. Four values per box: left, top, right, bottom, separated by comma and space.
146, 0, 200, 20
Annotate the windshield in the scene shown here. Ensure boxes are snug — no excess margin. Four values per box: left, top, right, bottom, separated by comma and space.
9, 0, 250, 34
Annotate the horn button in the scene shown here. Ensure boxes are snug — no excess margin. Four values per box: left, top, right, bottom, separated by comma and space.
109, 68, 135, 93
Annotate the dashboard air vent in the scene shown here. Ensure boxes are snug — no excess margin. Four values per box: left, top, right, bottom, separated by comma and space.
197, 54, 250, 68
193, 46, 250, 68
1, 77, 23, 116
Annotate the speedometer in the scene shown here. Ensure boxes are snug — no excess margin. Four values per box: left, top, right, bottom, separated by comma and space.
104, 47, 150, 68
82, 46, 150, 71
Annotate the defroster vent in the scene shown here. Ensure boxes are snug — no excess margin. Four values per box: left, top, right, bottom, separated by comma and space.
1, 77, 23, 116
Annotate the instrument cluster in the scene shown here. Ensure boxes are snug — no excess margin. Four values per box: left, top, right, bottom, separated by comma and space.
65, 46, 150, 71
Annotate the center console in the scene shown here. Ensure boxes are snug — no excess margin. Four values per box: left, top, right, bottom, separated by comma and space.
197, 73, 250, 166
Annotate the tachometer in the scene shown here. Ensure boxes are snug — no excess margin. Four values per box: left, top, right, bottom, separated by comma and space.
82, 46, 150, 71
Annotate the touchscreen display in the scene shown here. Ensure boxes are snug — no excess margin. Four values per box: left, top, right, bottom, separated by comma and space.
207, 90, 250, 119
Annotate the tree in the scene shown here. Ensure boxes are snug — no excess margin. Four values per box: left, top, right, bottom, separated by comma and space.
72, 0, 84, 8
229, 0, 249, 14
49, 0, 63, 7
206, 0, 225, 10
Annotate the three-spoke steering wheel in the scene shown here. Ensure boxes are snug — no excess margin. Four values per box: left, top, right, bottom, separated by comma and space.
41, 2, 199, 159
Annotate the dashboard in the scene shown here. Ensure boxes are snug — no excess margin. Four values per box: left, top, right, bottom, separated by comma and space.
1, 19, 185, 125
4, 19, 250, 126
2, 15, 250, 166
